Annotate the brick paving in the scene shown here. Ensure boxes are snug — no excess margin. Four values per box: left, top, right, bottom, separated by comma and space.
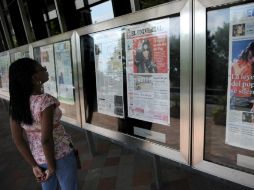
0, 100, 253, 190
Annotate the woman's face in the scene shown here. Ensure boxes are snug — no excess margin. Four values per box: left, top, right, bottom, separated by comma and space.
248, 51, 254, 64
142, 44, 149, 60
34, 64, 49, 83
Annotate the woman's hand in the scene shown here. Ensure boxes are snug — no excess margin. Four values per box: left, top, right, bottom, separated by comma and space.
43, 168, 55, 181
33, 165, 55, 182
32, 165, 45, 182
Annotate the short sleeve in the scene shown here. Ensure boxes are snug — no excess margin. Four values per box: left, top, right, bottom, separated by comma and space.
40, 94, 60, 112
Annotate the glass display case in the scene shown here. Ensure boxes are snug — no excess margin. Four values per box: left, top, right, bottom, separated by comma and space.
77, 0, 191, 163
81, 17, 181, 149
193, 0, 254, 188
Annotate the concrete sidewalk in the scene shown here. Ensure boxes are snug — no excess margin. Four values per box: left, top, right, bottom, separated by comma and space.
0, 100, 252, 190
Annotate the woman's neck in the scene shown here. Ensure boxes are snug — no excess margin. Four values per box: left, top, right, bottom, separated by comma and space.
32, 86, 43, 95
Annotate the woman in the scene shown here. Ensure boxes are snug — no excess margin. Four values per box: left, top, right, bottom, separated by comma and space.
9, 58, 78, 190
135, 39, 157, 73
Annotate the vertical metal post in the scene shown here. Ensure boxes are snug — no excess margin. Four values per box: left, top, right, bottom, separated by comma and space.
71, 32, 82, 127
54, 0, 67, 33
153, 154, 162, 190
0, 2, 13, 49
17, 0, 35, 43
180, 0, 192, 163
130, 0, 140, 12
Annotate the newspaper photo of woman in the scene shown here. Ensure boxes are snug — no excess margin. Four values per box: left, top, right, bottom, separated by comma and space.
230, 41, 254, 110
135, 39, 157, 73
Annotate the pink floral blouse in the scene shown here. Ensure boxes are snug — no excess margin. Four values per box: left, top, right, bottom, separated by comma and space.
21, 93, 72, 164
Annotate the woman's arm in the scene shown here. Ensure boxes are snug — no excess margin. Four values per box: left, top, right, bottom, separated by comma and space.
10, 119, 45, 180
40, 105, 56, 177
10, 118, 38, 167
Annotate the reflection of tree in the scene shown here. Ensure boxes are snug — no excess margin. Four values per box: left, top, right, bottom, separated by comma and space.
170, 35, 180, 87
207, 23, 229, 91
207, 23, 229, 125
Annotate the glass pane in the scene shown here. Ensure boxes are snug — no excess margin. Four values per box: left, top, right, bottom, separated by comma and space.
33, 41, 77, 120
48, 18, 61, 36
54, 41, 76, 119
8, 1, 27, 46
205, 2, 254, 174
81, 16, 180, 150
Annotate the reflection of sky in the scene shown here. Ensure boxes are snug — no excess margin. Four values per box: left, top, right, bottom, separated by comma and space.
98, 41, 118, 72
207, 9, 229, 35
170, 17, 180, 37
93, 29, 121, 72
91, 1, 114, 24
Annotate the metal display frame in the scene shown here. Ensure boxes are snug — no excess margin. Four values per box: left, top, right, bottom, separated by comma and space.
193, 0, 254, 188
30, 31, 82, 127
76, 0, 192, 164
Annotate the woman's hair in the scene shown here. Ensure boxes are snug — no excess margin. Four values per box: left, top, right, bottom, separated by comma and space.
9, 58, 38, 125
239, 42, 254, 61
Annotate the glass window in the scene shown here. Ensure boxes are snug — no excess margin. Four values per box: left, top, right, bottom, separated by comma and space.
25, 0, 49, 41
28, 0, 61, 38
0, 0, 27, 47
205, 2, 254, 174
47, 18, 61, 36
8, 1, 27, 46
81, 16, 180, 150
90, 1, 114, 24
73, 0, 131, 28
137, 0, 175, 10
44, 0, 61, 36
